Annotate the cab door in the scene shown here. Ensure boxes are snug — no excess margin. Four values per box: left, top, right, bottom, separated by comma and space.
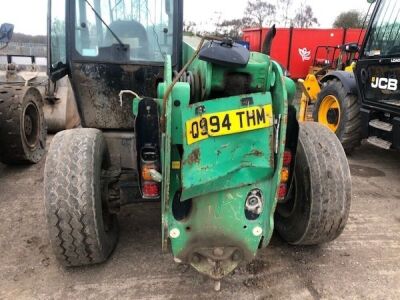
48, 0, 68, 81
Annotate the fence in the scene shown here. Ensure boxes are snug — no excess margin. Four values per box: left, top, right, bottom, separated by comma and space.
0, 42, 47, 57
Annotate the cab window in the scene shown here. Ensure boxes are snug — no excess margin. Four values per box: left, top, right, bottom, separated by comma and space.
50, 0, 67, 66
75, 0, 174, 62
364, 0, 400, 57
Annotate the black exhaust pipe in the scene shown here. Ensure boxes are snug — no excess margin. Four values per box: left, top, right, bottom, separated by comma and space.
261, 24, 276, 56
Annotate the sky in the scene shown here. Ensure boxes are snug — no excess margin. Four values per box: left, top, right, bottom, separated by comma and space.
0, 0, 370, 36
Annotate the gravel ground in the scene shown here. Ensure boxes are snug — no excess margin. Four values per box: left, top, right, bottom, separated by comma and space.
0, 142, 399, 299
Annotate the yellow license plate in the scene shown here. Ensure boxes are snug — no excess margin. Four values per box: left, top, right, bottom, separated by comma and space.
186, 105, 273, 145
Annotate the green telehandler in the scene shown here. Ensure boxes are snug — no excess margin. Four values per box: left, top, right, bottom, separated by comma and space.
44, 0, 351, 289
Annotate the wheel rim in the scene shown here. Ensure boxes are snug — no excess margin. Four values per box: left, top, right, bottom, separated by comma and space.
22, 102, 40, 148
318, 95, 341, 132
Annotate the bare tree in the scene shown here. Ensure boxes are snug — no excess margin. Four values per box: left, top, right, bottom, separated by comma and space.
217, 19, 243, 39
217, 17, 254, 38
245, 0, 277, 28
292, 5, 319, 28
183, 21, 197, 35
276, 0, 293, 27
213, 11, 224, 35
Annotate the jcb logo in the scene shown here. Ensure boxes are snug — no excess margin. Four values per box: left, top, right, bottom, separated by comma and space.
371, 77, 398, 91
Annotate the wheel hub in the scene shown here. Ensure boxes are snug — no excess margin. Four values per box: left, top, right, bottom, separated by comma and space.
22, 102, 40, 148
318, 95, 341, 132
327, 108, 339, 125
24, 115, 33, 136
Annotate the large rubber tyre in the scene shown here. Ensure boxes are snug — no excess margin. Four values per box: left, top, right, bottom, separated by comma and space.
313, 79, 361, 153
275, 122, 351, 245
44, 128, 118, 267
0, 86, 46, 164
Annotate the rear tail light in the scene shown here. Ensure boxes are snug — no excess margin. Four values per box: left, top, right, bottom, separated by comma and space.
141, 164, 156, 181
278, 149, 293, 202
140, 145, 161, 199
283, 150, 292, 166
280, 167, 289, 183
277, 183, 287, 201
143, 182, 160, 198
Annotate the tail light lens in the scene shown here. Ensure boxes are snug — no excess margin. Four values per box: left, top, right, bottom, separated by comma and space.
140, 145, 161, 199
281, 167, 289, 183
143, 182, 160, 198
278, 183, 287, 201
283, 150, 292, 166
278, 149, 293, 202
141, 164, 156, 181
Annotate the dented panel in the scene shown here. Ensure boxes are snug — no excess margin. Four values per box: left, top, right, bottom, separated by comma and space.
180, 93, 275, 201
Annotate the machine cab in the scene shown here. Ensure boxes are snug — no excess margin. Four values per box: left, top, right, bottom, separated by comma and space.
48, 0, 183, 129
356, 0, 400, 113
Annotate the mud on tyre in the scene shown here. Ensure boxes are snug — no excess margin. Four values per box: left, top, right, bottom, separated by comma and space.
0, 86, 46, 164
313, 79, 362, 153
275, 122, 351, 245
44, 128, 118, 266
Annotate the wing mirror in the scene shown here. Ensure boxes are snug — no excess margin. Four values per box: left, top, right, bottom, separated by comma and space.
342, 43, 360, 53
0, 23, 14, 43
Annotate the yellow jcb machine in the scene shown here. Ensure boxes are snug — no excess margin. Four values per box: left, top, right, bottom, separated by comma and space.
298, 43, 360, 152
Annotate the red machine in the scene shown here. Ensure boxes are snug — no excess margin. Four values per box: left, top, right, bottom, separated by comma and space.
242, 27, 365, 79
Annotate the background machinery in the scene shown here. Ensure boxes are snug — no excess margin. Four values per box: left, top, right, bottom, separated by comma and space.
43, 0, 351, 289
0, 23, 81, 164
351, 0, 400, 150
0, 23, 47, 164
298, 43, 361, 152
303, 0, 400, 152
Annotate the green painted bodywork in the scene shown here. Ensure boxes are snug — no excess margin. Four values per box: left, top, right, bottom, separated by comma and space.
133, 39, 295, 279
180, 94, 274, 201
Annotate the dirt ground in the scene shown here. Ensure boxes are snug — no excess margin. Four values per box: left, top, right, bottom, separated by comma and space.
0, 142, 399, 300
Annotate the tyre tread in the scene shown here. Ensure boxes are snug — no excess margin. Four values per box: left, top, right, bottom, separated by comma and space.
44, 129, 117, 267
0, 86, 46, 164
314, 79, 362, 153
298, 122, 351, 244
276, 122, 352, 245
